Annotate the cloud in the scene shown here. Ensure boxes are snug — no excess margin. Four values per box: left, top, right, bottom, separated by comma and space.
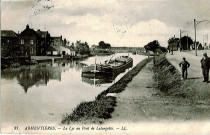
2, 0, 210, 47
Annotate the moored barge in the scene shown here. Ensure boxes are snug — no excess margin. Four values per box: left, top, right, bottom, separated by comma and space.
82, 55, 133, 77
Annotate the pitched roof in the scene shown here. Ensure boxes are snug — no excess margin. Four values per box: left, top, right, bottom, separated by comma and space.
36, 30, 48, 38
1, 30, 18, 37
19, 25, 39, 37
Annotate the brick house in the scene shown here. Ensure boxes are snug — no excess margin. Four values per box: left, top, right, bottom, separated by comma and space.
36, 29, 51, 55
1, 30, 19, 57
19, 25, 40, 56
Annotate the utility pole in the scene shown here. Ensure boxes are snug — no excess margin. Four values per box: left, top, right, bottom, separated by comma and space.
194, 18, 197, 56
207, 34, 209, 49
203, 35, 205, 49
171, 35, 175, 55
180, 30, 182, 52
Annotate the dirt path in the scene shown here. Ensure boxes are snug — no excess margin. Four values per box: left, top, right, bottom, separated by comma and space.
106, 59, 210, 124
166, 50, 210, 100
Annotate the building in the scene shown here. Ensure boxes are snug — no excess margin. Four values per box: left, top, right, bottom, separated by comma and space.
197, 43, 204, 50
47, 36, 74, 56
46, 46, 58, 55
19, 25, 41, 56
36, 29, 51, 55
18, 25, 52, 56
168, 42, 179, 51
1, 30, 19, 57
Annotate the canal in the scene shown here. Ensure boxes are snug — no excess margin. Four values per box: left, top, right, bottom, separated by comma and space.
1, 53, 147, 129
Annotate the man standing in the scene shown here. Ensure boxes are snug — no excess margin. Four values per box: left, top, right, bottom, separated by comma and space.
201, 53, 210, 83
179, 57, 190, 80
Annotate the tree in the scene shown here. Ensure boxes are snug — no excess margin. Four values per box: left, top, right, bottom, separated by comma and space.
98, 41, 111, 49
144, 40, 160, 53
180, 36, 193, 50
70, 42, 75, 49
63, 38, 67, 46
75, 41, 90, 55
168, 37, 179, 45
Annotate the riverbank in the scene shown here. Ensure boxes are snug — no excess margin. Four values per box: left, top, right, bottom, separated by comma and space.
62, 51, 210, 125
107, 52, 210, 123
61, 57, 152, 124
1, 54, 89, 70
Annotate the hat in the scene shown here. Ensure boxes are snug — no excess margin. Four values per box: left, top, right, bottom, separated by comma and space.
203, 53, 207, 56
183, 57, 186, 60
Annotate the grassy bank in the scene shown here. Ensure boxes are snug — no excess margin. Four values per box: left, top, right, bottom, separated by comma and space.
153, 54, 182, 93
153, 54, 210, 102
61, 57, 152, 124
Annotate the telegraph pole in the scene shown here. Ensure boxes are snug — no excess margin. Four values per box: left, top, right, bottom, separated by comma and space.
194, 18, 197, 56
180, 30, 182, 52
171, 35, 175, 55
206, 34, 209, 46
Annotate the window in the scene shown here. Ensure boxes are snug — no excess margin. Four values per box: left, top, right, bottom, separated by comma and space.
21, 39, 24, 44
30, 40, 34, 45
30, 47, 33, 54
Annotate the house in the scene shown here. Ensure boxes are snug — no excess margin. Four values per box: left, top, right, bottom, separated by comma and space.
46, 46, 58, 55
70, 48, 76, 56
60, 45, 70, 55
168, 42, 179, 51
48, 36, 63, 55
197, 43, 204, 50
19, 24, 41, 56
1, 30, 19, 57
36, 29, 51, 55
47, 36, 75, 56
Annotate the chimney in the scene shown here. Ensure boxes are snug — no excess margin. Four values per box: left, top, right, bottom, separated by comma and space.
26, 24, 29, 29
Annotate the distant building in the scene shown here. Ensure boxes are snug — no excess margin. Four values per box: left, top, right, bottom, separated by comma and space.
197, 43, 204, 50
48, 36, 63, 55
168, 42, 179, 51
1, 30, 19, 57
70, 48, 76, 56
47, 36, 74, 56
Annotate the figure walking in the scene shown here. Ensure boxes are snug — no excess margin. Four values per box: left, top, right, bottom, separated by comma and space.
201, 53, 210, 83
179, 57, 190, 80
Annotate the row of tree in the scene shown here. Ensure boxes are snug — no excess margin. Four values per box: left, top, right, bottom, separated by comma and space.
144, 40, 167, 53
144, 35, 203, 54
69, 40, 111, 55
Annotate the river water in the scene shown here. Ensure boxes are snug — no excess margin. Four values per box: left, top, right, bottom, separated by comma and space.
1, 53, 147, 129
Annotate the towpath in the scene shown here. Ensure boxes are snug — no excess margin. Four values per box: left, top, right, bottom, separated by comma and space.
166, 50, 210, 94
105, 51, 210, 125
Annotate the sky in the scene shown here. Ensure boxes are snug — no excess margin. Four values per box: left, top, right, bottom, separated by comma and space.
1, 0, 210, 47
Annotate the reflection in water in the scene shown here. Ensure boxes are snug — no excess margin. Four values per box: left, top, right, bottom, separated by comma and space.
1, 61, 84, 93
82, 65, 133, 86
82, 75, 114, 86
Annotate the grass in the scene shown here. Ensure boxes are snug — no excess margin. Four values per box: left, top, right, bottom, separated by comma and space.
153, 54, 182, 93
61, 57, 152, 124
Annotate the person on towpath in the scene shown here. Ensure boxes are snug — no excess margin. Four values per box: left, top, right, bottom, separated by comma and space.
201, 53, 210, 83
179, 57, 190, 80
